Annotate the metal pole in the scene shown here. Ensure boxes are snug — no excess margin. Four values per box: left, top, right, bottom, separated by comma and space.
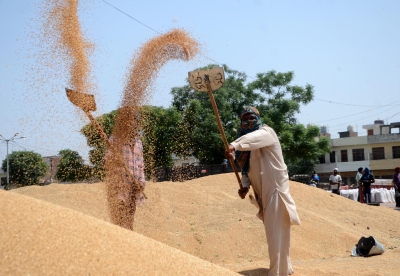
6, 140, 9, 185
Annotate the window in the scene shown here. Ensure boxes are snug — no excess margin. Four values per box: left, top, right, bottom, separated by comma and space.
352, 148, 365, 161
367, 129, 374, 136
341, 150, 348, 162
318, 155, 325, 164
372, 147, 385, 160
393, 146, 400, 159
330, 151, 336, 163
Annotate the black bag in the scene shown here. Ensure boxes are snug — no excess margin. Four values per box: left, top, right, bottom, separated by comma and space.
353, 236, 384, 257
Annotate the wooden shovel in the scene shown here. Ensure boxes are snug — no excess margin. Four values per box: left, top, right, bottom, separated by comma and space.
65, 88, 146, 198
188, 68, 243, 191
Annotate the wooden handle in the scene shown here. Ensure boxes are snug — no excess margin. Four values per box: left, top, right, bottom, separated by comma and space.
204, 75, 243, 190
85, 111, 147, 199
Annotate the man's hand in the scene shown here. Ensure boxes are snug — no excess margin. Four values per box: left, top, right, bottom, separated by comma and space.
238, 187, 249, 199
224, 145, 235, 160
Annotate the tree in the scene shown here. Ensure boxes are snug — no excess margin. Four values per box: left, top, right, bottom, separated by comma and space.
171, 65, 330, 170
171, 64, 264, 164
1, 151, 48, 187
81, 110, 117, 180
80, 106, 187, 180
248, 70, 330, 173
55, 149, 90, 182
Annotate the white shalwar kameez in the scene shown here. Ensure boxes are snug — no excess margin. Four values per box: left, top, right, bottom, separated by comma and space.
231, 125, 301, 276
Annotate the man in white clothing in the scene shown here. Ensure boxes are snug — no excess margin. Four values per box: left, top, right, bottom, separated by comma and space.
225, 106, 300, 276
329, 168, 342, 195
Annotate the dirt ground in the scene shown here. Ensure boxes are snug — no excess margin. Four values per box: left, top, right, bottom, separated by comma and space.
2, 173, 400, 275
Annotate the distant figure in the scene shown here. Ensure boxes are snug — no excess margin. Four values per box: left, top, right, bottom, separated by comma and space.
311, 171, 320, 184
222, 159, 228, 173
358, 167, 375, 204
355, 167, 363, 202
329, 168, 342, 195
393, 167, 400, 207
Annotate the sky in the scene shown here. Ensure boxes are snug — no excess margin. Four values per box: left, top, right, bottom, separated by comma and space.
1, 0, 400, 163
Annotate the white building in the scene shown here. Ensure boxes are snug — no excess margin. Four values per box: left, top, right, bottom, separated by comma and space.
314, 120, 400, 185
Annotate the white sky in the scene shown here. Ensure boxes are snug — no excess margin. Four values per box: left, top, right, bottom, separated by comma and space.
1, 0, 400, 162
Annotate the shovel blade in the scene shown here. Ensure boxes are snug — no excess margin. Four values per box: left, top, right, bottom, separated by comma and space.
65, 88, 97, 112
188, 67, 225, 92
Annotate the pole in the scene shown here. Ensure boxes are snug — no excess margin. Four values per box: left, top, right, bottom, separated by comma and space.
6, 140, 9, 185
204, 75, 243, 190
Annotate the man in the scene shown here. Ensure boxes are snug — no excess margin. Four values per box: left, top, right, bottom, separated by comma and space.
393, 167, 400, 207
104, 108, 146, 231
225, 106, 300, 276
359, 167, 374, 204
356, 167, 363, 202
329, 168, 342, 195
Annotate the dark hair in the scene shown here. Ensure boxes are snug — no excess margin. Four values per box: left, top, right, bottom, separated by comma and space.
358, 167, 363, 172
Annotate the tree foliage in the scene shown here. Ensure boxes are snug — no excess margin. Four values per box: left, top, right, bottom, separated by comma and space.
81, 110, 117, 180
1, 150, 48, 187
171, 65, 330, 172
80, 65, 330, 176
80, 106, 187, 180
55, 149, 90, 182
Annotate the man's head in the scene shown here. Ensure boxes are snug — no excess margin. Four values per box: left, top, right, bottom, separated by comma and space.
395, 167, 400, 173
358, 167, 363, 173
239, 106, 262, 135
333, 168, 339, 175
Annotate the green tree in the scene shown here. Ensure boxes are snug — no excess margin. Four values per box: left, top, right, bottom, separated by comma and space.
81, 110, 117, 180
248, 70, 330, 173
171, 65, 330, 170
171, 64, 264, 164
1, 151, 48, 187
80, 106, 186, 180
55, 149, 89, 182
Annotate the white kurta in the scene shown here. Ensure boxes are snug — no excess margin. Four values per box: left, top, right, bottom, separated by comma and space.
231, 125, 300, 275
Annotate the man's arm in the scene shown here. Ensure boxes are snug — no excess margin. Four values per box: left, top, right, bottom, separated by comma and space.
230, 126, 277, 152
224, 145, 249, 199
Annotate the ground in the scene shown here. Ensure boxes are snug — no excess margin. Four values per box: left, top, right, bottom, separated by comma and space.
1, 173, 400, 275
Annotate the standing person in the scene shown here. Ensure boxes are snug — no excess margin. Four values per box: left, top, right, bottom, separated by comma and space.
329, 168, 342, 195
359, 167, 374, 204
104, 109, 146, 231
392, 167, 400, 207
311, 171, 320, 184
356, 167, 364, 202
224, 106, 300, 276
222, 159, 228, 173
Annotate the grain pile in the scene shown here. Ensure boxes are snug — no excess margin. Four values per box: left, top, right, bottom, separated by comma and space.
7, 174, 400, 275
0, 189, 236, 276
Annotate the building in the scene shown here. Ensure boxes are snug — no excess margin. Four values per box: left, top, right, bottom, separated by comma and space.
314, 120, 400, 185
42, 155, 61, 183
172, 154, 200, 167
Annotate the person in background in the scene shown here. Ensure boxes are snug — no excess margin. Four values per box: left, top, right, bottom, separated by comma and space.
358, 167, 374, 204
356, 167, 363, 202
222, 158, 228, 173
311, 171, 320, 184
329, 168, 342, 195
224, 106, 300, 276
393, 167, 400, 208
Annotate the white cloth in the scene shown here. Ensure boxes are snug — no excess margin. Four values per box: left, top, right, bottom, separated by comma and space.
329, 174, 342, 190
231, 125, 300, 276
